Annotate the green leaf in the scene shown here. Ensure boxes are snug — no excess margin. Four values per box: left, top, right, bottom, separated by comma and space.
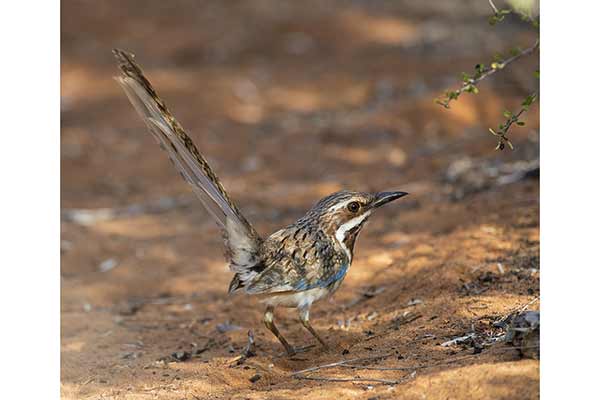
510, 47, 522, 56
503, 110, 512, 118
522, 93, 537, 107
516, 121, 525, 126
533, 70, 540, 79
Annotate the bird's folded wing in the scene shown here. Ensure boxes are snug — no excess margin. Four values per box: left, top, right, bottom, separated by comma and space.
244, 256, 348, 294
244, 230, 347, 294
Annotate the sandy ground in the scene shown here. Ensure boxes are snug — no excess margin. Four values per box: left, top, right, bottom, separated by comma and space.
61, 1, 539, 398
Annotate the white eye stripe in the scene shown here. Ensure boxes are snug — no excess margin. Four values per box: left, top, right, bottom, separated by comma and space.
327, 199, 356, 212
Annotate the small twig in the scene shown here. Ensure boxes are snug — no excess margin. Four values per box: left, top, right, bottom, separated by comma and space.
488, 0, 539, 27
294, 371, 416, 385
365, 311, 422, 342
340, 365, 414, 372
231, 330, 256, 366
488, 0, 499, 14
81, 377, 94, 385
242, 330, 256, 357
489, 92, 537, 150
364, 332, 386, 342
466, 304, 488, 316
293, 347, 520, 386
440, 333, 477, 347
340, 354, 477, 371
291, 352, 393, 376
339, 344, 532, 374
516, 297, 540, 313
493, 296, 539, 327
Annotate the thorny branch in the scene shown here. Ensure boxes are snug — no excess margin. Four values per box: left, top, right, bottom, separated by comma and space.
435, 39, 539, 110
489, 92, 537, 150
435, 0, 539, 150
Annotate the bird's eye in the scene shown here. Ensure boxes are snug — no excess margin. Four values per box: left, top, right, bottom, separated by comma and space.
347, 201, 360, 213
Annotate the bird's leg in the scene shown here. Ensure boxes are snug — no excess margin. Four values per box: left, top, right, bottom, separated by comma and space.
263, 306, 296, 356
299, 307, 329, 349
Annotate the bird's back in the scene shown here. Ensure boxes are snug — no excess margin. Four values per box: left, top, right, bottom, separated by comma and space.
229, 219, 349, 296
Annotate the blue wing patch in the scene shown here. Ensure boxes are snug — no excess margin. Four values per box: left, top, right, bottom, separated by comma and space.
294, 264, 349, 291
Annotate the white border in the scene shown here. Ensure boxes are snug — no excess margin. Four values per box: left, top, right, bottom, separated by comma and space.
542, 0, 600, 398
1, 0, 599, 397
0, 1, 60, 398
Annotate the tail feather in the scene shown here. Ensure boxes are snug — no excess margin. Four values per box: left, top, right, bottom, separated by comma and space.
113, 49, 262, 272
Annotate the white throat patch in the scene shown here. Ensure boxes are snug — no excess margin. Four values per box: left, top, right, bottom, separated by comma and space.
334, 211, 371, 262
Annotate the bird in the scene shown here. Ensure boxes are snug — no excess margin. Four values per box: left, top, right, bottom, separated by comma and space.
112, 49, 408, 356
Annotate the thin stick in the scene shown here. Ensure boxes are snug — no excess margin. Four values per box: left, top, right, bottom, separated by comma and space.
291, 352, 393, 376
321, 344, 537, 376
516, 297, 540, 312
340, 354, 477, 371
294, 371, 416, 385
365, 312, 422, 342
230, 330, 256, 366
488, 0, 538, 26
494, 296, 540, 326
441, 333, 476, 347
340, 364, 415, 371
488, 0, 499, 14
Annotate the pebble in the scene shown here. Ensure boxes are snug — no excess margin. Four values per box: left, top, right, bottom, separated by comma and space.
99, 258, 118, 273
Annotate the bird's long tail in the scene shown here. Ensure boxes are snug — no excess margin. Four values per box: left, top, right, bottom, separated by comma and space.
113, 49, 261, 275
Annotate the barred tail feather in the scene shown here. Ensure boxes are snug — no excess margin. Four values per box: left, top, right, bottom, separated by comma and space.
113, 49, 262, 273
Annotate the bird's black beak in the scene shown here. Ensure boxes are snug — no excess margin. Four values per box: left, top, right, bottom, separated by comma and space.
373, 191, 409, 208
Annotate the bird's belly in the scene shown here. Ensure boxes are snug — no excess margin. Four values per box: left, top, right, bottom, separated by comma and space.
259, 287, 331, 308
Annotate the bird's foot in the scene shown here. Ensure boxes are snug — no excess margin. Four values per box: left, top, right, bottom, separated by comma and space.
282, 344, 316, 357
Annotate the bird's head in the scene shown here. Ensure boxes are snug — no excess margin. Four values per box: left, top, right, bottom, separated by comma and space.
303, 190, 409, 259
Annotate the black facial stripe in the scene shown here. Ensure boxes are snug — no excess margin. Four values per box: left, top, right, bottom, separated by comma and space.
342, 223, 363, 251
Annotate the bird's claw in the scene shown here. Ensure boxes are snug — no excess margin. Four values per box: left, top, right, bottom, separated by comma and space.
283, 344, 316, 357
